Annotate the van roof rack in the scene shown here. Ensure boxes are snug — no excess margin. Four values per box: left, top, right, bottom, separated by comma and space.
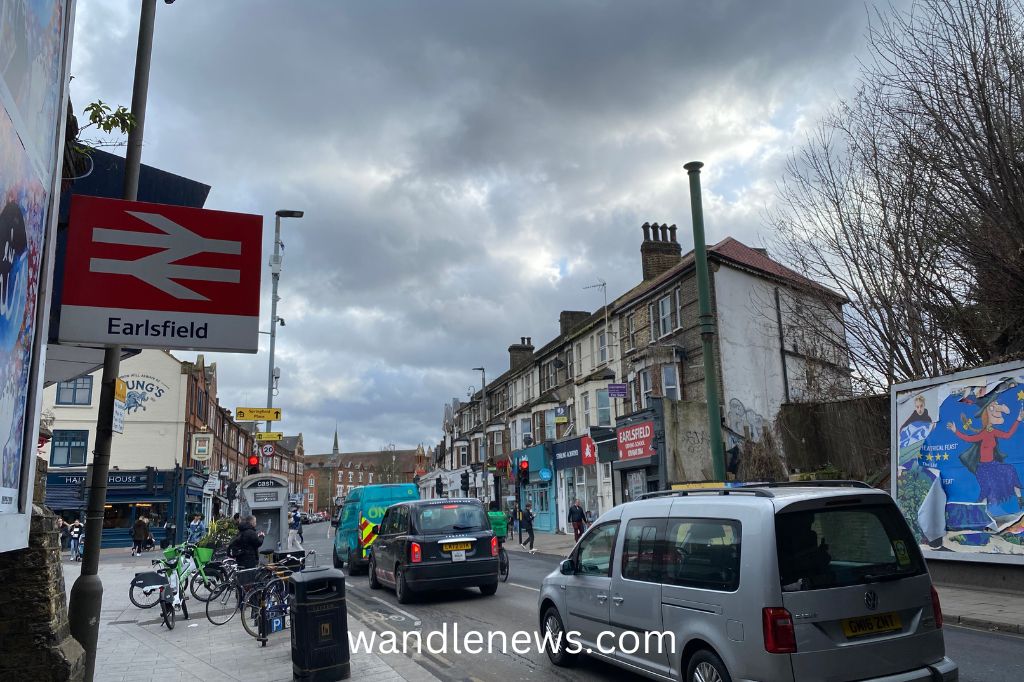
635, 480, 875, 501
636, 488, 774, 500
744, 480, 873, 490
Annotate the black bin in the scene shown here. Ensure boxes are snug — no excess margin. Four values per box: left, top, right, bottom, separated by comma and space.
290, 566, 350, 681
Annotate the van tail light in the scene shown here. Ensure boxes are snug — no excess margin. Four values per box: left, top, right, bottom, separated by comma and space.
410, 542, 422, 564
491, 536, 499, 557
763, 607, 797, 654
930, 586, 943, 629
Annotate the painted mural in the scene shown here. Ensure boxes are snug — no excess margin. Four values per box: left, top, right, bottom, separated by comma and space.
0, 0, 68, 516
894, 365, 1024, 559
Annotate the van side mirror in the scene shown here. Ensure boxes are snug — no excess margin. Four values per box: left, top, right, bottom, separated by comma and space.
559, 559, 575, 575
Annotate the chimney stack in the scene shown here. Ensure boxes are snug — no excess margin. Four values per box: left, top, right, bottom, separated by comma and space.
640, 222, 682, 280
508, 337, 535, 371
559, 310, 591, 337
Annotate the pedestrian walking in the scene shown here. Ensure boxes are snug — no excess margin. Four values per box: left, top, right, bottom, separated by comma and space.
132, 515, 150, 556
287, 506, 305, 552
57, 516, 68, 551
228, 515, 264, 569
68, 518, 84, 561
520, 503, 536, 554
186, 514, 206, 544
568, 498, 586, 542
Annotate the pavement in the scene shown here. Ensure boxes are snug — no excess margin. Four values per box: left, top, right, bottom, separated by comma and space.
61, 530, 440, 682
505, 529, 1024, 637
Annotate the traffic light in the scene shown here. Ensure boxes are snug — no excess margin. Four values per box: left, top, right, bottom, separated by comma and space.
145, 466, 156, 493
460, 471, 470, 495
247, 454, 260, 475
519, 459, 530, 485
434, 478, 443, 496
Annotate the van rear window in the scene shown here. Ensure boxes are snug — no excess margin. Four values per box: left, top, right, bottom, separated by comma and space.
416, 503, 486, 533
776, 503, 925, 592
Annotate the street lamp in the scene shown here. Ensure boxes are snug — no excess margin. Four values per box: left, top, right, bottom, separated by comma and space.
266, 209, 303, 432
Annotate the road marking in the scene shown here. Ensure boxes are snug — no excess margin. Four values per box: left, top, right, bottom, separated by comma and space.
370, 596, 422, 625
507, 577, 540, 589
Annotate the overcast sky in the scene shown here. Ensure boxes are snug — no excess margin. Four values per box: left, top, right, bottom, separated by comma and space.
68, 1, 895, 455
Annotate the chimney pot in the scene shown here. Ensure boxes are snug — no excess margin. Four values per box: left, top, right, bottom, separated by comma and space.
642, 222, 651, 241
669, 224, 677, 242
652, 223, 660, 241
659, 224, 669, 241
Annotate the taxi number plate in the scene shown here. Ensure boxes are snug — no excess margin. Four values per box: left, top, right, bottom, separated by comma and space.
443, 543, 472, 551
451, 550, 466, 562
841, 612, 902, 638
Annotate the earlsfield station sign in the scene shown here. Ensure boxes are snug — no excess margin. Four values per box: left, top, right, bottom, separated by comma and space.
58, 196, 263, 352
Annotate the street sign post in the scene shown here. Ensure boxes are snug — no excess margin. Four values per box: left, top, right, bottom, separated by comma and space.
255, 432, 283, 442
58, 196, 263, 353
607, 383, 628, 398
112, 379, 127, 435
261, 444, 275, 456
235, 407, 281, 421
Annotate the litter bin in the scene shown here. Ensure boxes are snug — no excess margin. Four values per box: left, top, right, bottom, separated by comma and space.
290, 566, 350, 681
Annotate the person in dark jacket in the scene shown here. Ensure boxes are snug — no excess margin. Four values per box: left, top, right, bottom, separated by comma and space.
520, 503, 536, 554
132, 516, 150, 556
228, 515, 265, 569
567, 499, 587, 542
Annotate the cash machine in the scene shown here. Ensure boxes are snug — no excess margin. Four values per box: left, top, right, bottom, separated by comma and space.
239, 473, 290, 554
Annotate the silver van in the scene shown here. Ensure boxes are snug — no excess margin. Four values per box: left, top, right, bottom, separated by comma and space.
537, 482, 957, 681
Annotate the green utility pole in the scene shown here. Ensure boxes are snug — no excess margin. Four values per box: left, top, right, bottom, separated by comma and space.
68, 3, 159, 680
684, 161, 726, 481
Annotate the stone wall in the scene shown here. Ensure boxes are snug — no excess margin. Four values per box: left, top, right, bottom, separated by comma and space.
0, 459, 85, 681
664, 399, 714, 482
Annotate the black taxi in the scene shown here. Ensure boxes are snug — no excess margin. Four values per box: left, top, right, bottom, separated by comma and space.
368, 498, 499, 603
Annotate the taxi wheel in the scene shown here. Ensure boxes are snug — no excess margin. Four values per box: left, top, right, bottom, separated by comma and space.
686, 649, 731, 682
368, 557, 381, 590
395, 565, 412, 604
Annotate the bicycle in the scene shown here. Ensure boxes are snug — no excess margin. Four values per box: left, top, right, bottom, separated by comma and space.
238, 551, 313, 644
205, 551, 312, 631
498, 542, 510, 583
129, 542, 224, 609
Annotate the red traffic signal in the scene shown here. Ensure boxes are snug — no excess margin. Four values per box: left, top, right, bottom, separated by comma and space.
519, 460, 529, 470
247, 454, 260, 475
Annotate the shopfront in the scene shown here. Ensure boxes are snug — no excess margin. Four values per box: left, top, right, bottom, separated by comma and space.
515, 443, 555, 532
613, 407, 666, 504
45, 469, 175, 548
553, 436, 601, 534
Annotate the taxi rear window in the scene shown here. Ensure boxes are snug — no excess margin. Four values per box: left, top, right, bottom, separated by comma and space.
776, 503, 925, 592
416, 503, 486, 533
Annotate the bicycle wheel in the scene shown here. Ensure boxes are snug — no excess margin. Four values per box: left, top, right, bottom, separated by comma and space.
240, 586, 286, 639
129, 582, 161, 609
499, 548, 510, 583
161, 600, 175, 630
190, 571, 222, 602
205, 583, 240, 626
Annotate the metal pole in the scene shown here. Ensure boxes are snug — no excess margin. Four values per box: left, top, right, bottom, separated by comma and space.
68, 3, 157, 679
684, 161, 726, 481
266, 214, 281, 433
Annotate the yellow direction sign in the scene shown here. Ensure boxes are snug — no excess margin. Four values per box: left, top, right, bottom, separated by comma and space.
255, 432, 283, 442
115, 378, 127, 403
235, 407, 282, 421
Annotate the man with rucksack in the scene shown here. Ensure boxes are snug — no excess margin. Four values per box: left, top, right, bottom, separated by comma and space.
228, 515, 264, 569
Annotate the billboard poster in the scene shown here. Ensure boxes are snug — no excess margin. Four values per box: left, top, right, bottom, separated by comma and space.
0, 0, 71, 540
893, 362, 1024, 563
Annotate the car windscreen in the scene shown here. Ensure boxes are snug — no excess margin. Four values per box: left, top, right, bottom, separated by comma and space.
415, 503, 487, 534
776, 502, 926, 592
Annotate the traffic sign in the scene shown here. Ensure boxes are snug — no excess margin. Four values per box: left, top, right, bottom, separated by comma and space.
112, 378, 127, 434
58, 195, 263, 353
235, 407, 281, 421
261, 444, 274, 456
255, 432, 283, 442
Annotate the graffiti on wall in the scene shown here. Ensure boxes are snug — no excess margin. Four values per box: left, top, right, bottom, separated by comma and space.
724, 398, 765, 474
894, 365, 1024, 559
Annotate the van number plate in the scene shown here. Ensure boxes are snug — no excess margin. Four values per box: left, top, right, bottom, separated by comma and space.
451, 550, 466, 562
443, 543, 472, 551
841, 612, 902, 638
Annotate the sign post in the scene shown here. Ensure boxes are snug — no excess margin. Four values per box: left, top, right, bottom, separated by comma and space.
255, 432, 283, 442
112, 379, 127, 435
235, 407, 282, 422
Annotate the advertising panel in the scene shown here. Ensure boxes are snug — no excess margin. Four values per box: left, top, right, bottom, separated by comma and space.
617, 420, 656, 460
0, 0, 72, 549
552, 437, 582, 471
893, 361, 1024, 564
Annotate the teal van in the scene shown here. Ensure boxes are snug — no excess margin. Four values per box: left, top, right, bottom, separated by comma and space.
332, 484, 419, 572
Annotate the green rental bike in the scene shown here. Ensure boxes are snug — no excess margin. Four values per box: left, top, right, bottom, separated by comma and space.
128, 542, 225, 609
